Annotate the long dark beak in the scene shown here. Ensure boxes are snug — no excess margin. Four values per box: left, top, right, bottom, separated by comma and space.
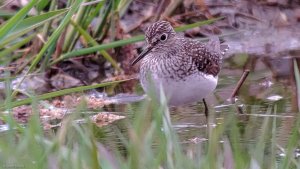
131, 45, 153, 66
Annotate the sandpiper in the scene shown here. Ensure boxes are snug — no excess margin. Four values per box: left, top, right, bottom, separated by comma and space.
131, 21, 228, 116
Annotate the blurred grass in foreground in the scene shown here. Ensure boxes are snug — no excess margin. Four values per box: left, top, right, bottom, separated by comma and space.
0, 84, 299, 169
0, 1, 300, 169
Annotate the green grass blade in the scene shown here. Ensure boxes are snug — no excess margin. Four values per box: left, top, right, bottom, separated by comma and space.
0, 29, 37, 49
0, 9, 68, 48
10, 0, 83, 98
0, 0, 38, 42
1, 79, 130, 110
51, 34, 143, 65
279, 115, 300, 169
0, 34, 36, 58
51, 18, 222, 65
174, 17, 223, 32
294, 59, 300, 109
253, 107, 271, 167
11, 9, 68, 35
63, 0, 88, 52
28, 0, 82, 73
94, 0, 112, 37
83, 1, 105, 28
36, 0, 50, 12
70, 19, 121, 71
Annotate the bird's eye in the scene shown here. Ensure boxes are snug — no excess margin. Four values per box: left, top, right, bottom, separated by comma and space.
160, 33, 167, 41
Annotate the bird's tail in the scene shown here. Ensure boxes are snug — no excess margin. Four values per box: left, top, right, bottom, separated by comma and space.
206, 36, 229, 56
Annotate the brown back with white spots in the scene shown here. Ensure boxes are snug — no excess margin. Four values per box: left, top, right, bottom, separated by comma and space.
142, 21, 228, 77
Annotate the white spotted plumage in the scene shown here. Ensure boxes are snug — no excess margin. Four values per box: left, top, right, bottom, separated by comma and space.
133, 21, 228, 106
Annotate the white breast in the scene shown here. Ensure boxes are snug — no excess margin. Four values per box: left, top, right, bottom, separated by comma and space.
140, 72, 218, 106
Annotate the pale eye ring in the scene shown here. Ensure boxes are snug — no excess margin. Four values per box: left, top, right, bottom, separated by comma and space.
160, 33, 168, 41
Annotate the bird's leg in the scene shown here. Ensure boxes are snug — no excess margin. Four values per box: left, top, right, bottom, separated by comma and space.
202, 98, 209, 117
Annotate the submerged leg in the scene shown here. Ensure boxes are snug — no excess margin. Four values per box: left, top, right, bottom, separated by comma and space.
202, 98, 209, 117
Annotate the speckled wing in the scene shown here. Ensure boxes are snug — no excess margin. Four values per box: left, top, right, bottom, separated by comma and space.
187, 38, 224, 77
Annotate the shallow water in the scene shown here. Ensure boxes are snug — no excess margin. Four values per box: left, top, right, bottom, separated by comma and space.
0, 50, 296, 164
93, 53, 298, 161
172, 64, 294, 143
0, 27, 298, 165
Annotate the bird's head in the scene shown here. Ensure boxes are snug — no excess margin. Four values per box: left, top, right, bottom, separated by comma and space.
131, 21, 176, 66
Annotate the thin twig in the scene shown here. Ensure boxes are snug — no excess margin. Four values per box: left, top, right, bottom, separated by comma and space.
230, 69, 250, 103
